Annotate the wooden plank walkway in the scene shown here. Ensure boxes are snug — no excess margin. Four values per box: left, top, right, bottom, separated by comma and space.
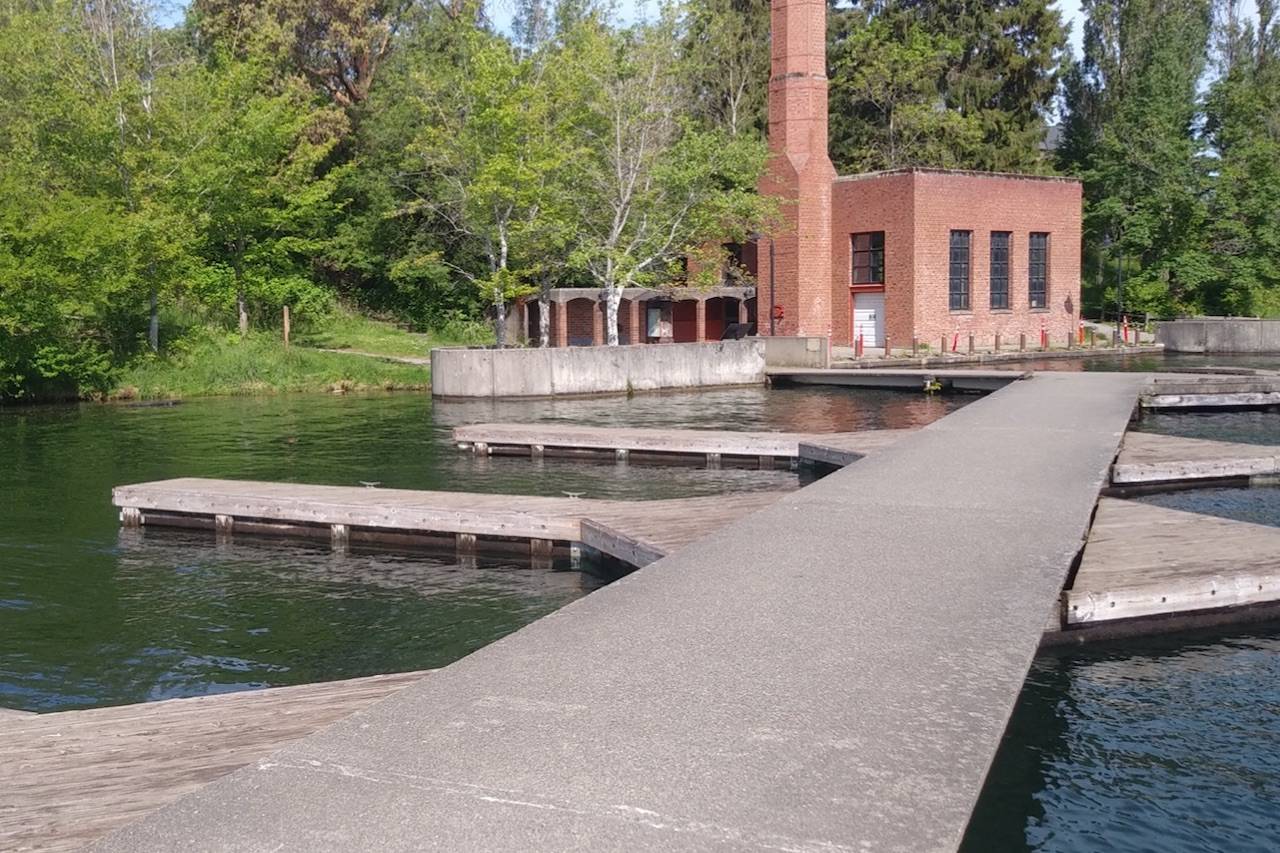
1143, 375, 1280, 408
0, 671, 429, 853
1065, 498, 1280, 626
452, 422, 912, 467
1113, 432, 1280, 486
112, 479, 788, 569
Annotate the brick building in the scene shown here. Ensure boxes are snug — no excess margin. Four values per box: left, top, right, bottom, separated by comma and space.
761, 0, 1082, 352
522, 0, 1081, 352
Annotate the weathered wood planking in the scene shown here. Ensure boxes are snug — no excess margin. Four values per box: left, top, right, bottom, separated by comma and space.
1112, 432, 1280, 485
1065, 498, 1280, 625
452, 422, 912, 466
0, 670, 429, 853
1142, 376, 1280, 408
112, 479, 788, 569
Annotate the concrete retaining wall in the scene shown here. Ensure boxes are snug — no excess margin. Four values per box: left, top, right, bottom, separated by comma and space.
762, 336, 830, 368
431, 340, 767, 398
1157, 319, 1280, 353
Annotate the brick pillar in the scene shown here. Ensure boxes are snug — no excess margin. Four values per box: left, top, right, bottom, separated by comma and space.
760, 0, 836, 339
628, 299, 641, 344
553, 301, 568, 348
592, 300, 605, 346
737, 299, 749, 325
695, 299, 707, 342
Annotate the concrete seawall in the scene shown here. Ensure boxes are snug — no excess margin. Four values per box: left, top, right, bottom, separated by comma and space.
430, 338, 829, 398
1156, 318, 1280, 353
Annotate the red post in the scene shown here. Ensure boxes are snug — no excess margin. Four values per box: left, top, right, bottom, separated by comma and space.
856, 333, 864, 358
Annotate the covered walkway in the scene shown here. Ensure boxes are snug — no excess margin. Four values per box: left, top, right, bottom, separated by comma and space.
517, 286, 756, 347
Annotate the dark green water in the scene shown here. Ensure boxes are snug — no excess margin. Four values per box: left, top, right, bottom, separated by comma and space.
4, 384, 1280, 851
0, 387, 957, 711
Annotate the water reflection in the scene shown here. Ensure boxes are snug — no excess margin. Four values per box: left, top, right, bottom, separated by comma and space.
1132, 409, 1280, 447
1, 386, 963, 710
1134, 485, 1280, 529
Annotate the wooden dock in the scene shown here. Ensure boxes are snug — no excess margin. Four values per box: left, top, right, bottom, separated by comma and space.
452, 422, 912, 468
1062, 497, 1280, 629
1142, 375, 1280, 408
1112, 432, 1280, 487
0, 670, 429, 852
767, 366, 1026, 392
112, 478, 788, 569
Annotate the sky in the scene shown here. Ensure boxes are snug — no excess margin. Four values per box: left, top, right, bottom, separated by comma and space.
486, 1, 1091, 55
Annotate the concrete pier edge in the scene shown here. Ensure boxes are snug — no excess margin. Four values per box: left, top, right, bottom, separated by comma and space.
91, 373, 1146, 853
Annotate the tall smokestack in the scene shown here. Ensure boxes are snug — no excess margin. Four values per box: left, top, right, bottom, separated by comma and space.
761, 0, 835, 338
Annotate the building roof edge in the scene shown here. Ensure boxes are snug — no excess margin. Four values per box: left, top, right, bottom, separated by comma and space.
833, 167, 1080, 185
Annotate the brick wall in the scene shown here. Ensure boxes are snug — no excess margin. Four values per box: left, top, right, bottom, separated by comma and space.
830, 172, 915, 347
908, 171, 1082, 348
565, 298, 596, 346
760, 0, 836, 339
825, 169, 1082, 350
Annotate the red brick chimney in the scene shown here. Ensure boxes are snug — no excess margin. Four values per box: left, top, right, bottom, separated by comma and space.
761, 0, 835, 338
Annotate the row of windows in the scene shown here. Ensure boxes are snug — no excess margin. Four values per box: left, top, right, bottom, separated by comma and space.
851, 231, 1050, 311
950, 230, 1049, 311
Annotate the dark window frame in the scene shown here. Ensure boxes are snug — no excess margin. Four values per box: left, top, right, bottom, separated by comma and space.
949, 230, 971, 311
1029, 232, 1049, 309
989, 231, 1011, 310
851, 231, 885, 285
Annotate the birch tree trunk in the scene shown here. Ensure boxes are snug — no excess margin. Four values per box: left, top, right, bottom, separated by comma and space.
604, 285, 622, 346
538, 289, 551, 348
493, 288, 507, 348
148, 285, 159, 351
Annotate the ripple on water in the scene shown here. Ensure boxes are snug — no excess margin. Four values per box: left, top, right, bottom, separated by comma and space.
1134, 485, 1280, 529
965, 628, 1280, 853
1132, 409, 1280, 448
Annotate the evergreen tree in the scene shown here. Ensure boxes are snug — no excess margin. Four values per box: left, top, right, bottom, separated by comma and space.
1062, 0, 1213, 316
681, 0, 770, 138
1202, 0, 1280, 314
828, 1, 1065, 173
828, 4, 982, 171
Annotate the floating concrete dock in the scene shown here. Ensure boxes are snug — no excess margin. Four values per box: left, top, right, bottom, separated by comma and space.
452, 422, 912, 468
1111, 432, 1280, 487
767, 366, 1026, 392
112, 478, 787, 569
92, 373, 1149, 853
1, 671, 429, 852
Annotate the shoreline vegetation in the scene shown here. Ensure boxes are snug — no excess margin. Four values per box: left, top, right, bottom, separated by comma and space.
23, 310, 490, 404
111, 311, 491, 401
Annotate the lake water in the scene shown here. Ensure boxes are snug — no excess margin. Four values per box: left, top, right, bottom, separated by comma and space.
0, 387, 958, 711
2, 378, 1278, 851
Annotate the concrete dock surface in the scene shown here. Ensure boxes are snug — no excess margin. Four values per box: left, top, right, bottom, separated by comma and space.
90, 372, 1145, 852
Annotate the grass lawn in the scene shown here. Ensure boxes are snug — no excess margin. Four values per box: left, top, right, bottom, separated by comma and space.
111, 308, 496, 400
114, 332, 433, 400
290, 308, 491, 358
